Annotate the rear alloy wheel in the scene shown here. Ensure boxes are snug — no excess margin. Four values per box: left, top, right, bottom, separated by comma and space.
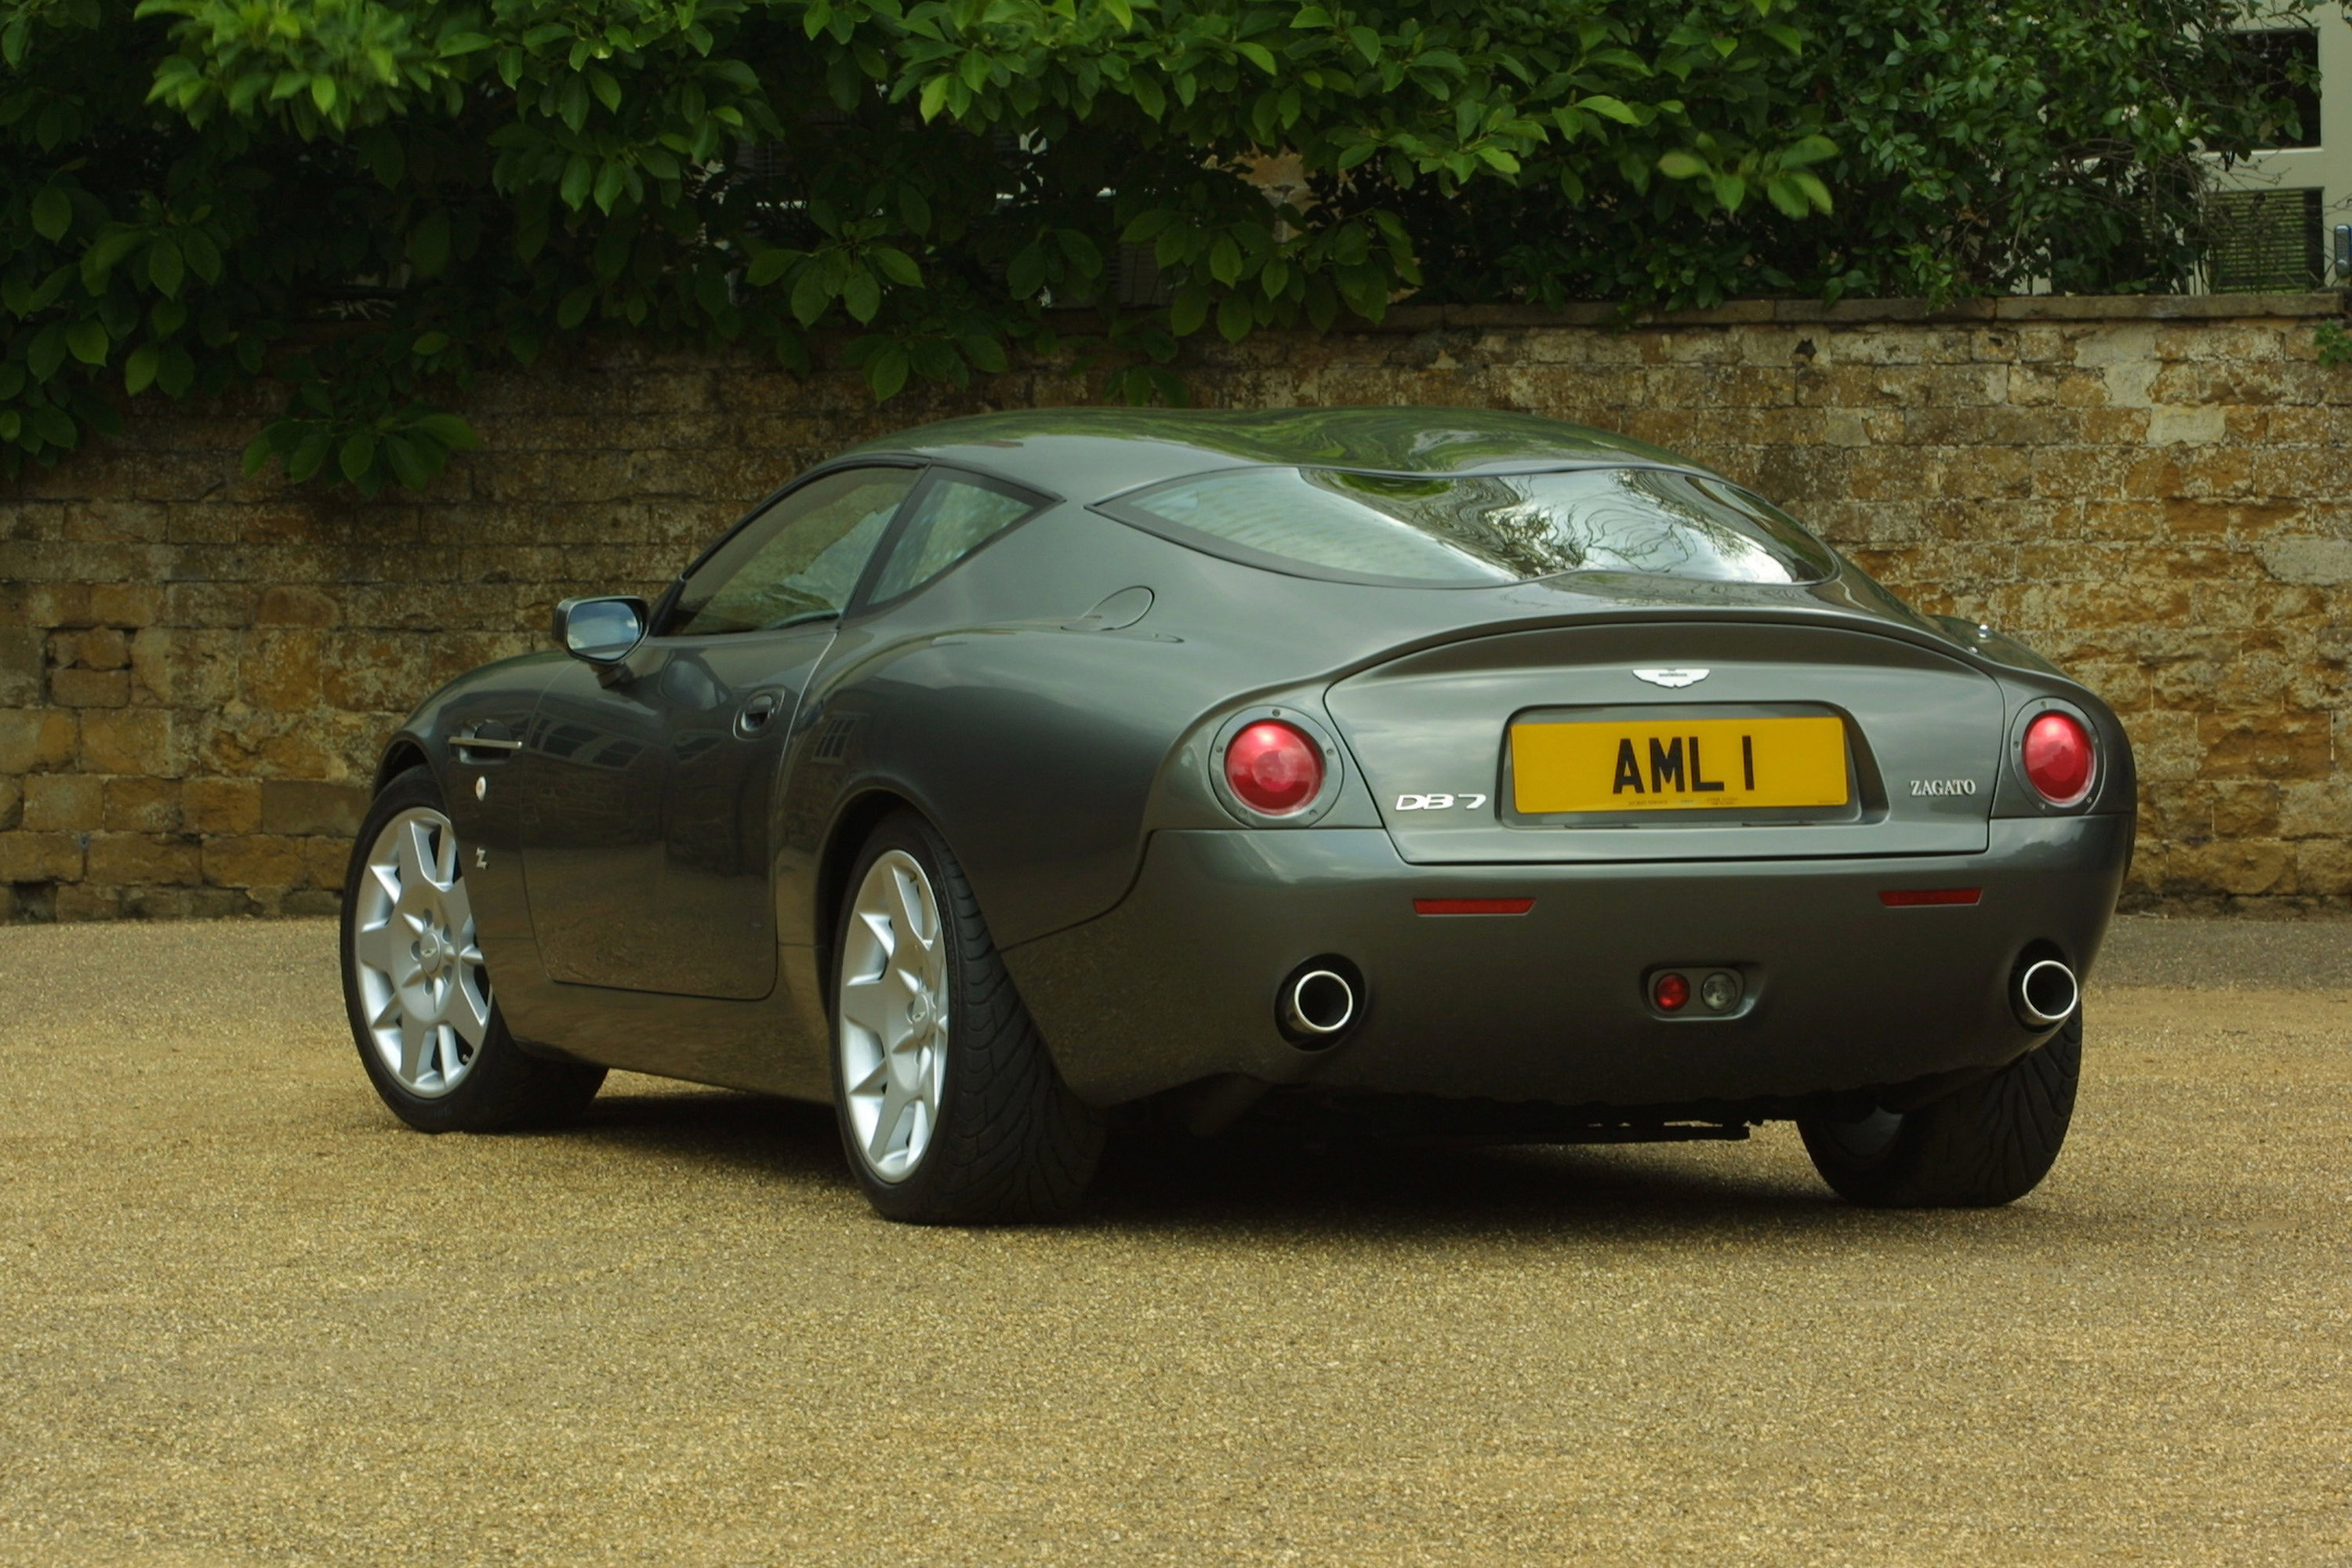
343, 767, 605, 1133
1798, 1010, 2082, 1207
830, 811, 1104, 1223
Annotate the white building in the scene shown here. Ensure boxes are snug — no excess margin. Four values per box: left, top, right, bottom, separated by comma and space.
2206, 4, 2351, 289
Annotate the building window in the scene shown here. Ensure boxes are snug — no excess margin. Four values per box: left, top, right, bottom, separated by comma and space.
2244, 28, 2321, 151
2206, 187, 2325, 290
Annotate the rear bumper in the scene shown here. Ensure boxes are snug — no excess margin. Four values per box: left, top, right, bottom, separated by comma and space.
1003, 815, 2129, 1109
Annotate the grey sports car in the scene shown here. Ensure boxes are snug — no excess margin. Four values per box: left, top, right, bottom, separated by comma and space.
343, 408, 2130, 1222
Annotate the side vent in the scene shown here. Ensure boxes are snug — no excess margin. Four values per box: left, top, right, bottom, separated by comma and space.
813, 713, 860, 764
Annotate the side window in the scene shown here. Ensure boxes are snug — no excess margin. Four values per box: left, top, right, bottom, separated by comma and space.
867, 472, 1046, 605
665, 466, 917, 637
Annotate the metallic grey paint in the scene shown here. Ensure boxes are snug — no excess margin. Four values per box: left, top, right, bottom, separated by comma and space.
375, 408, 2134, 1123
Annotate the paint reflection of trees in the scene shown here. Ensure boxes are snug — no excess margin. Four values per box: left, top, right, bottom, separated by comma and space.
1318, 469, 1830, 584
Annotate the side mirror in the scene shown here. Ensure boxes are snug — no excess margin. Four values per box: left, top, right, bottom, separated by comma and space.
553, 596, 648, 665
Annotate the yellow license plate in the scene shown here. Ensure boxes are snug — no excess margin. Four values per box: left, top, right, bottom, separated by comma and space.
1510, 716, 1850, 814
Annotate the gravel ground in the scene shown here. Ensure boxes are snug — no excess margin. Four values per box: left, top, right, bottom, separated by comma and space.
1, 915, 2346, 1566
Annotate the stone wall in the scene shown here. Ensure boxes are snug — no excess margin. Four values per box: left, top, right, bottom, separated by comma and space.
4, 292, 2349, 922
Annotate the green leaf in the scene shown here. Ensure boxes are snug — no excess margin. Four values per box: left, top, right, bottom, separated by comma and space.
123, 343, 161, 395
339, 432, 376, 483
557, 285, 596, 329
383, 433, 433, 490
1007, 243, 1047, 299
840, 269, 881, 323
1207, 234, 1242, 285
789, 267, 830, 325
870, 246, 924, 287
1656, 151, 1708, 180
918, 74, 952, 121
1347, 26, 1381, 64
1168, 280, 1209, 336
66, 318, 108, 365
1574, 94, 1640, 125
31, 187, 71, 241
1711, 172, 1747, 211
866, 346, 909, 401
146, 238, 185, 298
561, 154, 593, 210
1236, 42, 1277, 74
1216, 289, 1254, 342
285, 431, 332, 482
412, 412, 479, 451
412, 331, 451, 356
746, 249, 793, 287
180, 229, 221, 284
156, 347, 195, 397
241, 433, 276, 476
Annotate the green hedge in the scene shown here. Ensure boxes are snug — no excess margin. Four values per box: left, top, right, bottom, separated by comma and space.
0, 0, 2293, 493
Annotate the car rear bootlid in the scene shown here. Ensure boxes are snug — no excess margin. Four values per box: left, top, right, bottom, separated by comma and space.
1324, 620, 2002, 863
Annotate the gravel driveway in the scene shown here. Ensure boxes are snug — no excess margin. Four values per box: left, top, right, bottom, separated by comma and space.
2, 916, 2346, 1565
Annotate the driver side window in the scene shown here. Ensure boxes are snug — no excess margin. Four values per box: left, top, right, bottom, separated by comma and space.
664, 466, 918, 637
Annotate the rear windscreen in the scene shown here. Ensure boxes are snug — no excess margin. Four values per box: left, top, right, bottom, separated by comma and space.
1099, 466, 1838, 587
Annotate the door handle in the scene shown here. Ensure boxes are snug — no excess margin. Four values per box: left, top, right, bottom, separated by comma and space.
734, 691, 782, 738
454, 726, 524, 757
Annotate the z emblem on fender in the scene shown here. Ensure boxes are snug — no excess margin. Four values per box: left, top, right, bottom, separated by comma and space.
1632, 667, 1710, 688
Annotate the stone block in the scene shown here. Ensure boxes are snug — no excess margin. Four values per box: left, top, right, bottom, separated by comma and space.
64, 626, 130, 671
0, 629, 40, 706
85, 832, 202, 886
303, 835, 350, 888
0, 709, 78, 773
50, 667, 129, 707
0, 830, 83, 881
239, 630, 321, 713
182, 778, 263, 834
53, 883, 118, 920
80, 709, 180, 777
256, 585, 341, 626
131, 628, 240, 708
87, 583, 163, 628
23, 772, 103, 831
201, 833, 307, 889
0, 775, 16, 830
260, 779, 366, 836
104, 776, 180, 832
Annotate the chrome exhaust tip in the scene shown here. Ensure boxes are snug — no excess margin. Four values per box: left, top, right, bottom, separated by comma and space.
2014, 957, 2079, 1029
1277, 960, 1361, 1046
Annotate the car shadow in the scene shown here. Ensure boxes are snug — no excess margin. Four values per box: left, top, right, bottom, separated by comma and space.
550, 1082, 2079, 1246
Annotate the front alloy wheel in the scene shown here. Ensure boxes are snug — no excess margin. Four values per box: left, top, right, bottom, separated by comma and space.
351, 806, 491, 1097
341, 766, 604, 1133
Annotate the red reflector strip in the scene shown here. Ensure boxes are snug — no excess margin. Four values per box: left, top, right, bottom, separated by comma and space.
1878, 887, 1983, 907
1414, 898, 1536, 916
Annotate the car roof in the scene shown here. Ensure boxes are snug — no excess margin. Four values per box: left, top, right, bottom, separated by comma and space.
836, 406, 1703, 502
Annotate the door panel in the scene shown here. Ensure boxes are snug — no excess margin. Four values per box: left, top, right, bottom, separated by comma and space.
518, 464, 918, 1000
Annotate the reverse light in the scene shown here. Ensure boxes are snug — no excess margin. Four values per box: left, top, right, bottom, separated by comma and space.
2021, 712, 2095, 807
1224, 720, 1324, 815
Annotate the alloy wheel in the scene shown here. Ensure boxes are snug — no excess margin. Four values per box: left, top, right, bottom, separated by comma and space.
837, 849, 949, 1183
350, 807, 491, 1098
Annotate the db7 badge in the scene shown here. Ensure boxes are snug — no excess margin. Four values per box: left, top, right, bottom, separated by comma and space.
1396, 793, 1490, 811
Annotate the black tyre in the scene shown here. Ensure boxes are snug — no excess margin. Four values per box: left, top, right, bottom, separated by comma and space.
342, 767, 605, 1133
829, 809, 1105, 1223
1798, 1011, 2081, 1207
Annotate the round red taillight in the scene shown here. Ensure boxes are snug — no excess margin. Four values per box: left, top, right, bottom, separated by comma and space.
1224, 720, 1324, 815
2022, 712, 2095, 806
1653, 972, 1690, 1012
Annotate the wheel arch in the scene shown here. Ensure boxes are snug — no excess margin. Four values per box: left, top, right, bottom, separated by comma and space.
373, 735, 432, 794
813, 786, 925, 1000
